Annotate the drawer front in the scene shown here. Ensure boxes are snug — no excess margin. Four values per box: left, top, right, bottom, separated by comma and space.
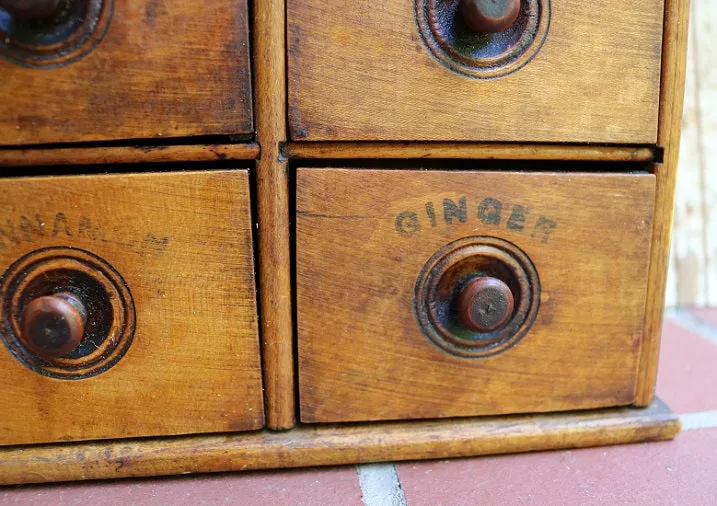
0, 170, 263, 445
297, 168, 656, 423
288, 0, 663, 143
0, 0, 252, 145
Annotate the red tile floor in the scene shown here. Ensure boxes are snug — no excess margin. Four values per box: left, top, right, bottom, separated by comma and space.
2, 309, 717, 505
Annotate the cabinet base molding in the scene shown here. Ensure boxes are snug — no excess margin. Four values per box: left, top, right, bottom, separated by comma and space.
0, 399, 679, 485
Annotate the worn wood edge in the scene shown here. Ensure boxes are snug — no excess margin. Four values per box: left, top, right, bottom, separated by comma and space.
0, 399, 679, 485
0, 142, 656, 167
283, 142, 657, 161
0, 144, 260, 167
254, 0, 295, 429
636, 0, 691, 405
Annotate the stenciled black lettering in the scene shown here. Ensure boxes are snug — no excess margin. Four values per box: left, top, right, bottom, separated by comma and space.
532, 217, 558, 243
395, 211, 421, 237
507, 205, 528, 231
477, 197, 502, 225
78, 216, 100, 240
19, 214, 45, 241
52, 212, 73, 238
144, 233, 170, 249
443, 197, 467, 224
18, 216, 33, 241
425, 202, 437, 228
0, 220, 22, 248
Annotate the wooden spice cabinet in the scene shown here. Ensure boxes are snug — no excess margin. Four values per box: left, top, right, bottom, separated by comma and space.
0, 0, 689, 485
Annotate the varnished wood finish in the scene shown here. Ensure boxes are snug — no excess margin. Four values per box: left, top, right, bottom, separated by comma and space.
0, 144, 260, 167
0, 170, 263, 445
0, 1, 253, 145
288, 0, 664, 143
284, 142, 658, 162
297, 169, 655, 423
253, 0, 296, 430
0, 142, 655, 168
636, 0, 692, 405
0, 0, 691, 484
0, 398, 679, 485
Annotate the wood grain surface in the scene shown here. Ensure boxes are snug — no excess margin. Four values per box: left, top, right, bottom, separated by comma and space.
288, 0, 664, 143
253, 0, 295, 430
284, 142, 657, 162
0, 0, 253, 145
636, 0, 691, 405
297, 169, 656, 423
0, 398, 679, 485
0, 143, 260, 167
0, 170, 264, 445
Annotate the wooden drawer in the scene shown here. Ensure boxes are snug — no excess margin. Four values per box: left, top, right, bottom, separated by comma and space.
297, 168, 656, 423
288, 0, 664, 143
0, 170, 263, 445
0, 0, 252, 145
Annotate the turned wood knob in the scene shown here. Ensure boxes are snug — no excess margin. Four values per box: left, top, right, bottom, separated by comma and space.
457, 277, 514, 332
460, 0, 521, 34
0, 0, 62, 20
20, 292, 86, 360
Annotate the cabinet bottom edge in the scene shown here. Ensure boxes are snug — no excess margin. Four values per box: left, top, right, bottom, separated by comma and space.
0, 398, 679, 485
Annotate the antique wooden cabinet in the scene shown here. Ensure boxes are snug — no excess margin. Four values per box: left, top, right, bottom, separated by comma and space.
0, 0, 689, 484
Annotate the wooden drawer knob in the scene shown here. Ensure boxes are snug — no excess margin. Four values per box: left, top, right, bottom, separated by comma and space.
0, 0, 62, 20
20, 292, 86, 360
457, 277, 515, 332
460, 0, 521, 33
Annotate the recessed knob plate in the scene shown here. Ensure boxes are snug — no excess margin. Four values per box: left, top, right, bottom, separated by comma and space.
414, 236, 540, 358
